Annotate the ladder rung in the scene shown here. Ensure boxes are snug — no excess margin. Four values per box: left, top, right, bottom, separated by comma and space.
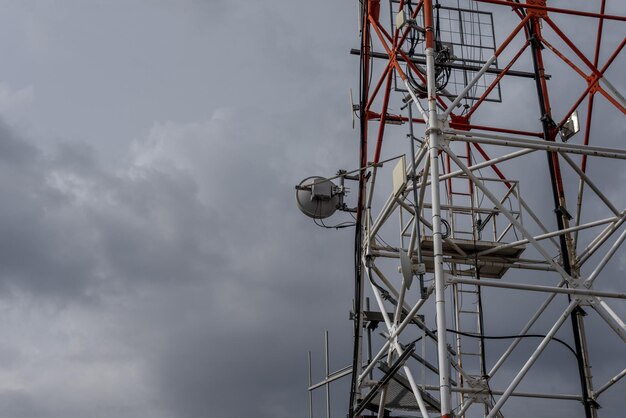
459, 310, 479, 314
461, 352, 482, 356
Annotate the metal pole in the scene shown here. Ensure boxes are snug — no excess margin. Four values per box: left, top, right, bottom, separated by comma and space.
422, 1, 452, 416
324, 331, 330, 418
403, 366, 432, 418
308, 351, 313, 418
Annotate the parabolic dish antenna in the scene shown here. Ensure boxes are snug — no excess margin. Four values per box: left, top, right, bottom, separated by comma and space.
295, 176, 339, 219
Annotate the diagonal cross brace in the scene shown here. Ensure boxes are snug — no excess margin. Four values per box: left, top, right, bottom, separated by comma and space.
354, 342, 416, 416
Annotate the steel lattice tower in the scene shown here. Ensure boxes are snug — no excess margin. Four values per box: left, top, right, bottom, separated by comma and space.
302, 1, 626, 417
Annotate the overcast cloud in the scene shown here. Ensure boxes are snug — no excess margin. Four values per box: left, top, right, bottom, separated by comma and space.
0, 1, 622, 418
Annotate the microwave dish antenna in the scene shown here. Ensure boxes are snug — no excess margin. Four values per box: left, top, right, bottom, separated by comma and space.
295, 176, 340, 219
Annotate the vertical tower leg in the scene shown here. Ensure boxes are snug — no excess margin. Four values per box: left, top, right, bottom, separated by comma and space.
424, 1, 452, 416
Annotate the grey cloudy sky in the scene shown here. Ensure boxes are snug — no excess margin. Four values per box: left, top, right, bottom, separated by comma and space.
0, 1, 622, 418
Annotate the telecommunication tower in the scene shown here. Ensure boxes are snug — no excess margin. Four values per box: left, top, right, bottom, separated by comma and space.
297, 1, 626, 417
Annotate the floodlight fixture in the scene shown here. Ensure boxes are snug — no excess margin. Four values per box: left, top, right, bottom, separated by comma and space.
560, 110, 580, 142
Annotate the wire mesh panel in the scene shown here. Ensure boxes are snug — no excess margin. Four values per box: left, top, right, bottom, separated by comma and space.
390, 0, 501, 107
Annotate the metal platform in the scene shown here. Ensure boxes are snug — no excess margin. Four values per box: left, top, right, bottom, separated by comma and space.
420, 236, 526, 278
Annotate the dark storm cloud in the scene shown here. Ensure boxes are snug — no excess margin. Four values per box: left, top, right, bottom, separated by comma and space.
0, 95, 357, 418
0, 1, 621, 418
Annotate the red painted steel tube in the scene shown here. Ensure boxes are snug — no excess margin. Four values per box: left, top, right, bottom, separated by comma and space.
395, 0, 425, 49
395, 47, 449, 110
466, 41, 530, 118
472, 143, 512, 189
580, 95, 595, 173
580, 0, 607, 173
366, 63, 393, 111
596, 86, 626, 114
468, 124, 544, 138
373, 70, 394, 163
423, 0, 434, 49
369, 16, 409, 80
556, 38, 626, 128
494, 14, 531, 57
543, 16, 603, 77
474, 0, 626, 21
593, 0, 607, 67
539, 35, 587, 80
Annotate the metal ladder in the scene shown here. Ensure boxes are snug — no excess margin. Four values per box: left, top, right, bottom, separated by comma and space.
446, 144, 491, 416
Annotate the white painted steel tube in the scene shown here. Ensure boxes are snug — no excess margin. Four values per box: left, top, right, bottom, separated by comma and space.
308, 351, 313, 418
404, 80, 429, 123
403, 366, 432, 418
406, 148, 534, 192
447, 132, 626, 159
357, 292, 430, 383
591, 298, 626, 343
559, 151, 620, 216
487, 300, 579, 418
489, 288, 560, 376
370, 192, 400, 240
443, 54, 498, 118
599, 76, 626, 109
418, 155, 431, 210
325, 331, 330, 418
518, 196, 561, 250
366, 265, 394, 418
594, 368, 626, 397
584, 226, 626, 286
425, 42, 453, 417
478, 217, 617, 257
422, 384, 582, 401
308, 367, 352, 391
448, 276, 626, 299
578, 213, 626, 266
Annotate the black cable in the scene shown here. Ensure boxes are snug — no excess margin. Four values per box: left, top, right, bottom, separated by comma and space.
445, 328, 579, 360
312, 198, 355, 230
441, 219, 450, 238
348, 1, 368, 415
314, 219, 356, 229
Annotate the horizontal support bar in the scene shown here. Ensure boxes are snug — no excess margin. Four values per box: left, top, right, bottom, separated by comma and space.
447, 131, 626, 160
474, 0, 626, 21
308, 366, 352, 391
448, 276, 626, 300
350, 49, 540, 79
422, 384, 582, 401
478, 216, 618, 257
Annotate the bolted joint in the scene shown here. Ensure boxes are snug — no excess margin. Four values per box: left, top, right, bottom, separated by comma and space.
554, 205, 573, 220
528, 34, 545, 50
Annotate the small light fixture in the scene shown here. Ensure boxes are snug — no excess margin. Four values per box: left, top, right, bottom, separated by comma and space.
559, 110, 580, 142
